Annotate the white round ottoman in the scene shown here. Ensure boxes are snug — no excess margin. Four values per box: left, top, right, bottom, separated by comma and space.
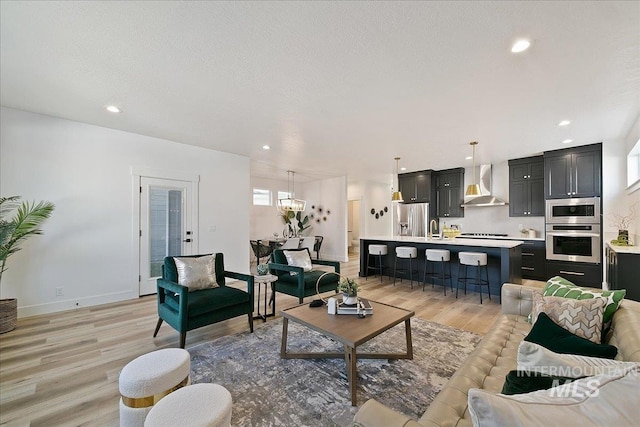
144, 383, 232, 427
119, 348, 191, 427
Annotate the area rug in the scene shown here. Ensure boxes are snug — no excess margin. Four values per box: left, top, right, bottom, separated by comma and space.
188, 317, 481, 427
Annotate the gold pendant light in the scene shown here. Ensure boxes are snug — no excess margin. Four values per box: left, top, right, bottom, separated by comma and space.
465, 141, 481, 196
391, 157, 404, 202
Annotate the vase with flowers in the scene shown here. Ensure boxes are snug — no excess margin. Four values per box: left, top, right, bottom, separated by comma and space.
337, 277, 359, 305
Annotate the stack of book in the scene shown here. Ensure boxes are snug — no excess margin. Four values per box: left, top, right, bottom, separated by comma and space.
337, 298, 373, 315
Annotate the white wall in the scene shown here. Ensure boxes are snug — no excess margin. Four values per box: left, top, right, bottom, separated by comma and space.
623, 115, 640, 244
249, 176, 290, 240
0, 108, 250, 317
301, 176, 348, 262
347, 179, 393, 239
248, 176, 349, 261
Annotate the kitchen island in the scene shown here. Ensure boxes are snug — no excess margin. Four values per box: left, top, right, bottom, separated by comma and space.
359, 236, 523, 301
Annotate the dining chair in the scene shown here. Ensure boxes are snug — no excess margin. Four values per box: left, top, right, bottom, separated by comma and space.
279, 238, 300, 249
299, 237, 315, 253
313, 236, 324, 259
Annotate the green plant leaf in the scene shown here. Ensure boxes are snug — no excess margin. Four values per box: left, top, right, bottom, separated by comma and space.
0, 197, 55, 282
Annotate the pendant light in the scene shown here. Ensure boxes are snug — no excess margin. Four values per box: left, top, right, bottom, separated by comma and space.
391, 157, 404, 202
465, 141, 481, 196
277, 170, 306, 212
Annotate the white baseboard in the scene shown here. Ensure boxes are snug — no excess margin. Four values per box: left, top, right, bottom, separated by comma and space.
17, 290, 138, 318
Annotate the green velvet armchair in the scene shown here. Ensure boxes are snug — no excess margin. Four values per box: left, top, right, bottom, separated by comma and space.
268, 248, 340, 304
153, 253, 254, 348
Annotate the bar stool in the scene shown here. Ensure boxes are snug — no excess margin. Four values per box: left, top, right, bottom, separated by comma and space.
394, 246, 418, 288
423, 249, 453, 295
456, 252, 491, 303
366, 244, 388, 282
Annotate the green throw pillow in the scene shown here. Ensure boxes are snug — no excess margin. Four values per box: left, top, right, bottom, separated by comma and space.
501, 370, 582, 395
524, 312, 617, 359
543, 276, 625, 324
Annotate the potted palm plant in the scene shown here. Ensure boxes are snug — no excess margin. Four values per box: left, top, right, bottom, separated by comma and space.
0, 196, 55, 333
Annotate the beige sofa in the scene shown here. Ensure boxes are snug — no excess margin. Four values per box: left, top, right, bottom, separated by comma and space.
353, 283, 640, 427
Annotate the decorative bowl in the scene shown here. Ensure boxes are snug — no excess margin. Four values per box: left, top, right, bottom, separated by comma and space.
256, 264, 269, 275
442, 229, 461, 239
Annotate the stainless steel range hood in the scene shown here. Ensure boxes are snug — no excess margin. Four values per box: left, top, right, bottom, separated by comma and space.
461, 164, 508, 207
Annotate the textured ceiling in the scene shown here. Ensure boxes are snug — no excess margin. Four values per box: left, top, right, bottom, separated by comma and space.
1, 1, 639, 182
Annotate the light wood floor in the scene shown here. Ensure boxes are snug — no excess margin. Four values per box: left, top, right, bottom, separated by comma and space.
0, 254, 539, 426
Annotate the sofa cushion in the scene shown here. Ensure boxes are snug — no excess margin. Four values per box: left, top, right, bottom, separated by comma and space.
164, 286, 250, 317
276, 269, 339, 288
272, 248, 313, 277
543, 276, 626, 325
500, 370, 580, 395
524, 312, 617, 359
531, 293, 607, 343
468, 366, 640, 427
173, 254, 218, 291
517, 341, 639, 378
283, 249, 313, 273
164, 253, 226, 286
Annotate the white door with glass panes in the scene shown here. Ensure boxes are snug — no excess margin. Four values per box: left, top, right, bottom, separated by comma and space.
139, 177, 194, 295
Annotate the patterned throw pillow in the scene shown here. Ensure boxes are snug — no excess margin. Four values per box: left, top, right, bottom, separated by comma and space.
173, 254, 218, 291
531, 293, 607, 343
543, 276, 626, 325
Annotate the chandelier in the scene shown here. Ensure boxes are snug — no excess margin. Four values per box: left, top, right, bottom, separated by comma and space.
277, 170, 306, 212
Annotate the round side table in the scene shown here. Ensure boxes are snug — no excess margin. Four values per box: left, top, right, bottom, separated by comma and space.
253, 274, 278, 322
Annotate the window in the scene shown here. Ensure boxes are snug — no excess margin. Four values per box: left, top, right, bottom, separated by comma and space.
253, 188, 271, 206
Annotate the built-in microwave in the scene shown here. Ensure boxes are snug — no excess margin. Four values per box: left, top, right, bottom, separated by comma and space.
545, 224, 601, 264
545, 197, 600, 224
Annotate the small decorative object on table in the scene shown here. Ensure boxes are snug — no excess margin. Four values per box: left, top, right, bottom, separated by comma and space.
337, 277, 359, 305
337, 297, 373, 315
609, 201, 638, 246
256, 263, 269, 275
442, 226, 461, 239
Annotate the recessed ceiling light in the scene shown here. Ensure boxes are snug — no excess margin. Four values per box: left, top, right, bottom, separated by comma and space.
562, 139, 573, 144
106, 105, 121, 113
262, 145, 270, 150
558, 120, 571, 126
465, 156, 472, 160
400, 167, 407, 171
511, 39, 531, 53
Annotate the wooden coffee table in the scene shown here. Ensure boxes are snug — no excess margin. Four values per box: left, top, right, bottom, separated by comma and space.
279, 300, 414, 406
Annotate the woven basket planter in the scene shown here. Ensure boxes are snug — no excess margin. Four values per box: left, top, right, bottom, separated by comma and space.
0, 298, 17, 334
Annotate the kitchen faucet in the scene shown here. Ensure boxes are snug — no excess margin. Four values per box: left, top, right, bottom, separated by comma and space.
429, 219, 440, 239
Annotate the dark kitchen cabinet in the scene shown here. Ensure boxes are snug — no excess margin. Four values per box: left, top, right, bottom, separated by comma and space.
519, 240, 546, 280
545, 260, 602, 287
607, 245, 640, 302
398, 170, 433, 203
544, 143, 601, 199
434, 168, 464, 218
509, 156, 544, 217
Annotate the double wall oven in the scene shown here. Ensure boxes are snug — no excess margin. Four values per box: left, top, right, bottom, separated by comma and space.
545, 197, 601, 264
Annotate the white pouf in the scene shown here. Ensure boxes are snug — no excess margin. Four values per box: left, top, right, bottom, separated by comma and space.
144, 383, 233, 427
119, 348, 191, 427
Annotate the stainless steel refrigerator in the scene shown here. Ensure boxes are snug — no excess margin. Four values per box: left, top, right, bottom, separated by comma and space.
393, 202, 429, 237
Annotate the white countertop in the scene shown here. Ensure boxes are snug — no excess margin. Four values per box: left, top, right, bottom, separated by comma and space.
606, 241, 640, 254
360, 235, 524, 249
460, 235, 545, 242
